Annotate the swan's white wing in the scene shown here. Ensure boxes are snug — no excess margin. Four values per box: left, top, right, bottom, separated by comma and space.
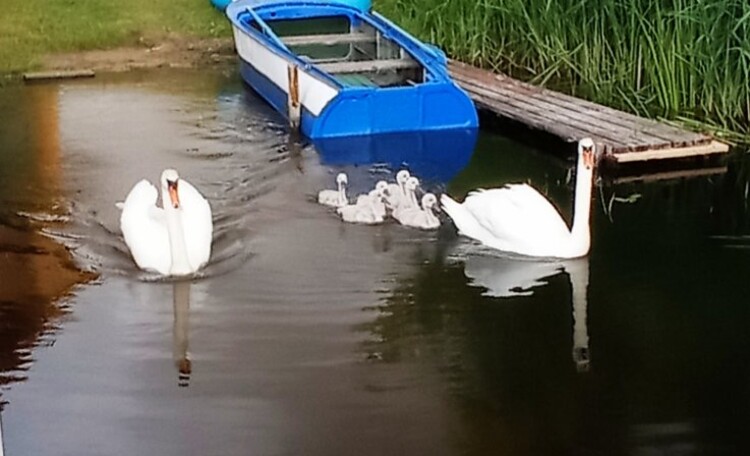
463, 185, 572, 254
120, 180, 171, 274
178, 179, 213, 270
442, 193, 501, 245
496, 184, 571, 234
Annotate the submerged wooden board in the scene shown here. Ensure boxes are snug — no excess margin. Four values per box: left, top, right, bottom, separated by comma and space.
609, 166, 727, 184
448, 60, 729, 162
23, 69, 95, 81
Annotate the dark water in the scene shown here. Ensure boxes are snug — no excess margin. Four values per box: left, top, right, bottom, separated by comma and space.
1, 68, 750, 456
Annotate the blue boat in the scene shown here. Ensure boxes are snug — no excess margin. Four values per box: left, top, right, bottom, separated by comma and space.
226, 0, 478, 139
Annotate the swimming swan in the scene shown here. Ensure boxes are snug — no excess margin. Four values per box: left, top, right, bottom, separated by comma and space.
338, 181, 388, 224
318, 172, 348, 208
384, 170, 410, 210
392, 176, 420, 219
441, 138, 598, 259
356, 180, 389, 219
394, 193, 440, 230
120, 169, 213, 276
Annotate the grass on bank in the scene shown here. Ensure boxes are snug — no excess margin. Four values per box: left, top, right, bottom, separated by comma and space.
4, 0, 749, 141
375, 0, 750, 141
0, 0, 232, 74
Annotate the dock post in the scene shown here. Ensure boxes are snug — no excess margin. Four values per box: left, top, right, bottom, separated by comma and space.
287, 65, 301, 131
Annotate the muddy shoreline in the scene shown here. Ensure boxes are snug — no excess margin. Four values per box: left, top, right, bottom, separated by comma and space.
40, 36, 236, 75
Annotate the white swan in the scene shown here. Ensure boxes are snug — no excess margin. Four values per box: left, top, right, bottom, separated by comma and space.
338, 181, 388, 225
356, 180, 389, 219
567, 258, 590, 372
459, 252, 591, 371
120, 169, 213, 276
392, 176, 420, 219
384, 170, 410, 210
393, 193, 440, 230
337, 198, 385, 225
172, 281, 191, 386
318, 172, 348, 208
441, 138, 597, 259
462, 254, 564, 298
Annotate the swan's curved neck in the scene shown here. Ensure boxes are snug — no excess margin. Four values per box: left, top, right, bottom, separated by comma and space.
165, 203, 192, 275
569, 163, 594, 255
404, 187, 417, 208
338, 181, 347, 205
425, 205, 439, 225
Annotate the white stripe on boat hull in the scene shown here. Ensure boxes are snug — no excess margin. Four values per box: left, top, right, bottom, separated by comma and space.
232, 26, 339, 116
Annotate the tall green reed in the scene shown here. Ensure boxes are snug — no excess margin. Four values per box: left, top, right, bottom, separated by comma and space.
376, 0, 750, 140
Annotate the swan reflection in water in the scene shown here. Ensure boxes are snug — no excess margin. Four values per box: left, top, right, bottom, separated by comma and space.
172, 281, 192, 387
1, 404, 5, 456
460, 249, 591, 372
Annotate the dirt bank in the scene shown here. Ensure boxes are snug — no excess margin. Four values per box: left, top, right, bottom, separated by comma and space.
41, 35, 236, 74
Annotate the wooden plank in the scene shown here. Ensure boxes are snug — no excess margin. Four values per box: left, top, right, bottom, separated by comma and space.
613, 140, 729, 163
453, 75, 651, 151
486, 75, 702, 147
23, 69, 95, 81
450, 63, 704, 151
461, 78, 648, 148
448, 61, 713, 153
317, 58, 419, 74
462, 79, 643, 151
450, 62, 699, 141
282, 33, 375, 46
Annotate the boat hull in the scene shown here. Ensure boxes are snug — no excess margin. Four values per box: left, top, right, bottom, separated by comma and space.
227, 0, 478, 139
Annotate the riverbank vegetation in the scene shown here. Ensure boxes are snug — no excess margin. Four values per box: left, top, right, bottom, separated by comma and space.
4, 0, 749, 141
0, 0, 230, 74
377, 0, 750, 142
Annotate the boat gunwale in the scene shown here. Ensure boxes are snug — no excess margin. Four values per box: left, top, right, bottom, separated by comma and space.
226, 0, 452, 91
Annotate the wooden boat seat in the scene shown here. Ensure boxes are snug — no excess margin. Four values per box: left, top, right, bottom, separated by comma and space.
282, 33, 376, 46
335, 74, 379, 87
316, 58, 421, 74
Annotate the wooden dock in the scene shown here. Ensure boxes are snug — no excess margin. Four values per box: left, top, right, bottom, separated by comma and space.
448, 61, 729, 163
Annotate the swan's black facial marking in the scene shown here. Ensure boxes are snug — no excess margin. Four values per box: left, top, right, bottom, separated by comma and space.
582, 145, 596, 169
167, 179, 180, 208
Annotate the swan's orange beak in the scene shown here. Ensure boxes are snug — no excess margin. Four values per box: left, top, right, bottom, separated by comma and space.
167, 180, 180, 208
582, 146, 595, 170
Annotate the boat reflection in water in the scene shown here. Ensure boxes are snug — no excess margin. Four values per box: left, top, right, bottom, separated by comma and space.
311, 128, 478, 187
458, 247, 591, 372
